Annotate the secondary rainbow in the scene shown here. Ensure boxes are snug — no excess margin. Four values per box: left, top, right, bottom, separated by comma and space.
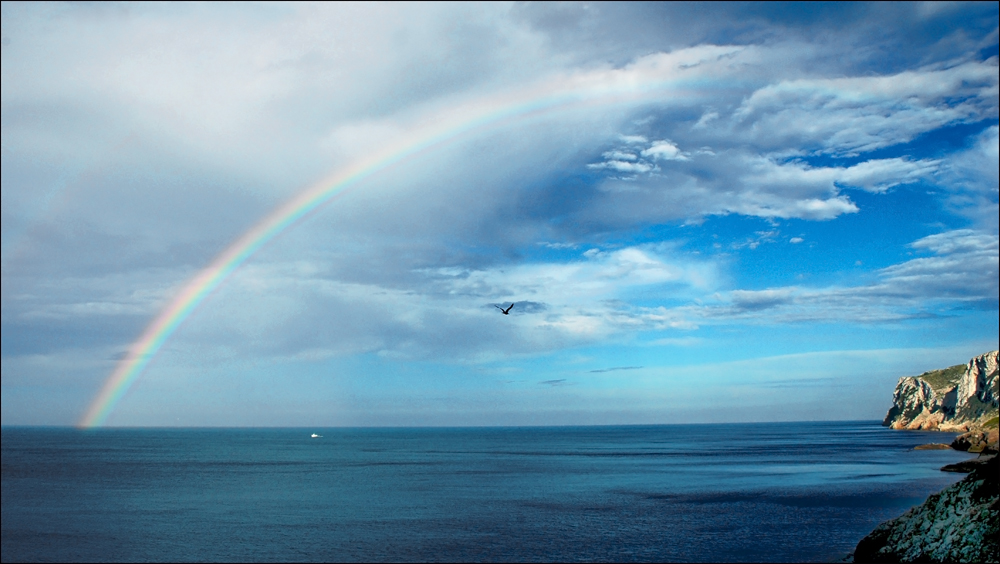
79, 59, 709, 428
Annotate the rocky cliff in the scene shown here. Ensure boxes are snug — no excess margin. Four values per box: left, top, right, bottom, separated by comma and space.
853, 351, 1000, 563
853, 456, 998, 563
883, 350, 999, 432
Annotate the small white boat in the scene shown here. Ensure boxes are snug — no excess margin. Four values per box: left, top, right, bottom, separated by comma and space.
311, 433, 322, 438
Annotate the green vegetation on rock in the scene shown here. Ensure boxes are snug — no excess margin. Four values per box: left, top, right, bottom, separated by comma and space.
916, 364, 965, 392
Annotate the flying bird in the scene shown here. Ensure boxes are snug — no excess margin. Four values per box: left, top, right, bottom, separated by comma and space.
495, 303, 514, 315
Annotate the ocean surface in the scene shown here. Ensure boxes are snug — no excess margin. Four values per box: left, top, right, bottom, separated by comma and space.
1, 422, 973, 563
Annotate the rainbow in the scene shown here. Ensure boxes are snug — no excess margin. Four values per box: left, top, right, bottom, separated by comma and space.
78, 56, 717, 428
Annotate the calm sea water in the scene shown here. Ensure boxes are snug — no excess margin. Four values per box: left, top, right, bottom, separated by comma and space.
1, 422, 972, 563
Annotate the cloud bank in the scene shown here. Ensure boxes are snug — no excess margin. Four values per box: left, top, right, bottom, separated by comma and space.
2, 2, 997, 425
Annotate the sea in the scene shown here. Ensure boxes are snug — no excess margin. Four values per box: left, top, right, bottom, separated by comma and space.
0, 422, 973, 563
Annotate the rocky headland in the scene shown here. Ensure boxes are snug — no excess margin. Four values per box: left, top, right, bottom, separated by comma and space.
853, 350, 999, 563
882, 350, 999, 454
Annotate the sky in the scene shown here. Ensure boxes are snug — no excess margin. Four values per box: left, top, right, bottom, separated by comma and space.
1, 1, 998, 427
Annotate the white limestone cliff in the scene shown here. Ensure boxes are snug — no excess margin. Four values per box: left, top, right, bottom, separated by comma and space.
955, 350, 1000, 421
883, 350, 999, 431
884, 378, 952, 430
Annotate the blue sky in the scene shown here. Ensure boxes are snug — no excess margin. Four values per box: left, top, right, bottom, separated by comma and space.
2, 2, 997, 426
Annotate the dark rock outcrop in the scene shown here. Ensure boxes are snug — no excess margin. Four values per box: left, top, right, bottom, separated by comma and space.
853, 456, 999, 563
951, 427, 1000, 454
912, 443, 952, 450
941, 455, 995, 474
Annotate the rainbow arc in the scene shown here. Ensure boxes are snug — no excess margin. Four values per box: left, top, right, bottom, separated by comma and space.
79, 57, 716, 427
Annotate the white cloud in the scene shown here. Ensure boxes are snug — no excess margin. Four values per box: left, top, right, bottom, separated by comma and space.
909, 228, 998, 255
836, 157, 941, 192
878, 229, 999, 300
587, 160, 654, 173
741, 156, 939, 196
730, 59, 999, 156
438, 244, 714, 309
693, 111, 719, 129
583, 151, 942, 224
619, 135, 648, 144
538, 241, 579, 250
601, 150, 637, 161
161, 245, 717, 364
937, 125, 1000, 228
691, 229, 999, 323
641, 140, 688, 161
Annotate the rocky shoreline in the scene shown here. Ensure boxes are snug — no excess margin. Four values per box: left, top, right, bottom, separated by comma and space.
853, 455, 998, 563
852, 350, 999, 563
